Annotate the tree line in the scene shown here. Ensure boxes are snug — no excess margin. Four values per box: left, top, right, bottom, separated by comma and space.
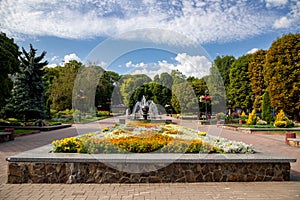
0, 32, 299, 121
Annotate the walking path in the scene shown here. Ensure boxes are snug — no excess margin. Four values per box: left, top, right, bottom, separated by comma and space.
0, 116, 299, 200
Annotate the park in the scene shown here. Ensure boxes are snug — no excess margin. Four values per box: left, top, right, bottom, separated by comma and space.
0, 30, 299, 199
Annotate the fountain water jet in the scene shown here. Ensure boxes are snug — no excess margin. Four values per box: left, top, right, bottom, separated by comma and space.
130, 96, 159, 120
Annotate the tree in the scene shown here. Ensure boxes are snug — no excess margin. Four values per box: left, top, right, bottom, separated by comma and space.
44, 66, 61, 116
4, 44, 48, 120
248, 50, 267, 111
261, 91, 273, 123
228, 54, 253, 111
119, 74, 151, 106
187, 77, 208, 113
171, 82, 198, 114
95, 70, 120, 111
264, 33, 300, 121
171, 70, 186, 84
49, 60, 82, 111
213, 55, 235, 91
0, 33, 20, 110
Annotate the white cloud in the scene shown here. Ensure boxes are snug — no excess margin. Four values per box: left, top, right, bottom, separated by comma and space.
46, 63, 58, 68
126, 53, 211, 79
273, 16, 292, 28
247, 48, 259, 54
1, 0, 297, 44
50, 56, 59, 62
264, 0, 288, 8
62, 53, 81, 65
175, 53, 211, 78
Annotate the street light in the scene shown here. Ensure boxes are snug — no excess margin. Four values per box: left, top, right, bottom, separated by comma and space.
205, 89, 208, 118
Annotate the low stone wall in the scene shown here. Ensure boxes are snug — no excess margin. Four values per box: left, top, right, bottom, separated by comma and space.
7, 161, 291, 183
6, 145, 296, 183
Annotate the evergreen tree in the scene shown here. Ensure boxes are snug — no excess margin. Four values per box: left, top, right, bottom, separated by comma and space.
4, 44, 48, 120
261, 91, 273, 123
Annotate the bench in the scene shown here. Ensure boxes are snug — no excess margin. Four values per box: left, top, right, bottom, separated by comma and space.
0, 128, 14, 142
287, 138, 300, 148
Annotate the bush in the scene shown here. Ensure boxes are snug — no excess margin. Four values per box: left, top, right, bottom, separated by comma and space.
262, 91, 273, 123
240, 111, 247, 121
97, 110, 110, 117
246, 110, 257, 125
274, 110, 293, 128
216, 112, 226, 120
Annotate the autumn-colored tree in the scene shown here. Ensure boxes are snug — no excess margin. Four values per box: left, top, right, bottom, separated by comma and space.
264, 33, 300, 121
248, 50, 267, 111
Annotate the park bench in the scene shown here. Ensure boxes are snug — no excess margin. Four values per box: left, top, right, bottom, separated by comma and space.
0, 128, 14, 142
287, 138, 300, 148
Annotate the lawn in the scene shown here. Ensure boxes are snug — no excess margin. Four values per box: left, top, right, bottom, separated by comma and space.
0, 129, 38, 135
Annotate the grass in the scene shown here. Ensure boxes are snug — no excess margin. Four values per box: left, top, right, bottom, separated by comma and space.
0, 129, 38, 135
255, 130, 300, 134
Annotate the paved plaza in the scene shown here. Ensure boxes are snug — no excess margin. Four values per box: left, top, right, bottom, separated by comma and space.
0, 116, 300, 200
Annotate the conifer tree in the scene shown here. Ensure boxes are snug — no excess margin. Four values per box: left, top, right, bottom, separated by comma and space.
4, 44, 48, 120
261, 91, 273, 123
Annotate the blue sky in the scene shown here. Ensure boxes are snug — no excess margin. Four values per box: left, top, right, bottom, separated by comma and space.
1, 0, 299, 78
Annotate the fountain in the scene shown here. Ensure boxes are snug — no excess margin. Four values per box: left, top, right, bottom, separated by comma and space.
130, 96, 159, 120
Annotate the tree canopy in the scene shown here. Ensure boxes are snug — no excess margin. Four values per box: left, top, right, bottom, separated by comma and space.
228, 54, 253, 111
264, 33, 300, 120
0, 33, 20, 110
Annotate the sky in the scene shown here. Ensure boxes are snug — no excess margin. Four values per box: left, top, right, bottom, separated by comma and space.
1, 0, 299, 79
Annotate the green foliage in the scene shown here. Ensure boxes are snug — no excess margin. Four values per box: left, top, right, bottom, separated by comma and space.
262, 91, 273, 123
213, 55, 235, 91
171, 82, 198, 114
4, 44, 48, 120
96, 70, 120, 111
187, 77, 208, 112
0, 33, 20, 111
274, 110, 293, 128
246, 110, 257, 125
48, 60, 82, 111
228, 54, 253, 110
119, 74, 151, 106
96, 110, 110, 116
264, 33, 300, 121
171, 70, 186, 84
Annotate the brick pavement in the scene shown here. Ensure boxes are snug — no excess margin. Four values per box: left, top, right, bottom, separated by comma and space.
0, 116, 300, 200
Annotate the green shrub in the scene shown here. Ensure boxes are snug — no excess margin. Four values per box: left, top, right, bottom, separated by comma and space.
262, 91, 273, 123
97, 110, 110, 117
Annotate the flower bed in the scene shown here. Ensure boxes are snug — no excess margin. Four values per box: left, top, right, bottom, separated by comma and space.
52, 122, 255, 154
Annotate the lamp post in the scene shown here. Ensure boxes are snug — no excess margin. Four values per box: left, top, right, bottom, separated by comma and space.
205, 89, 208, 119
